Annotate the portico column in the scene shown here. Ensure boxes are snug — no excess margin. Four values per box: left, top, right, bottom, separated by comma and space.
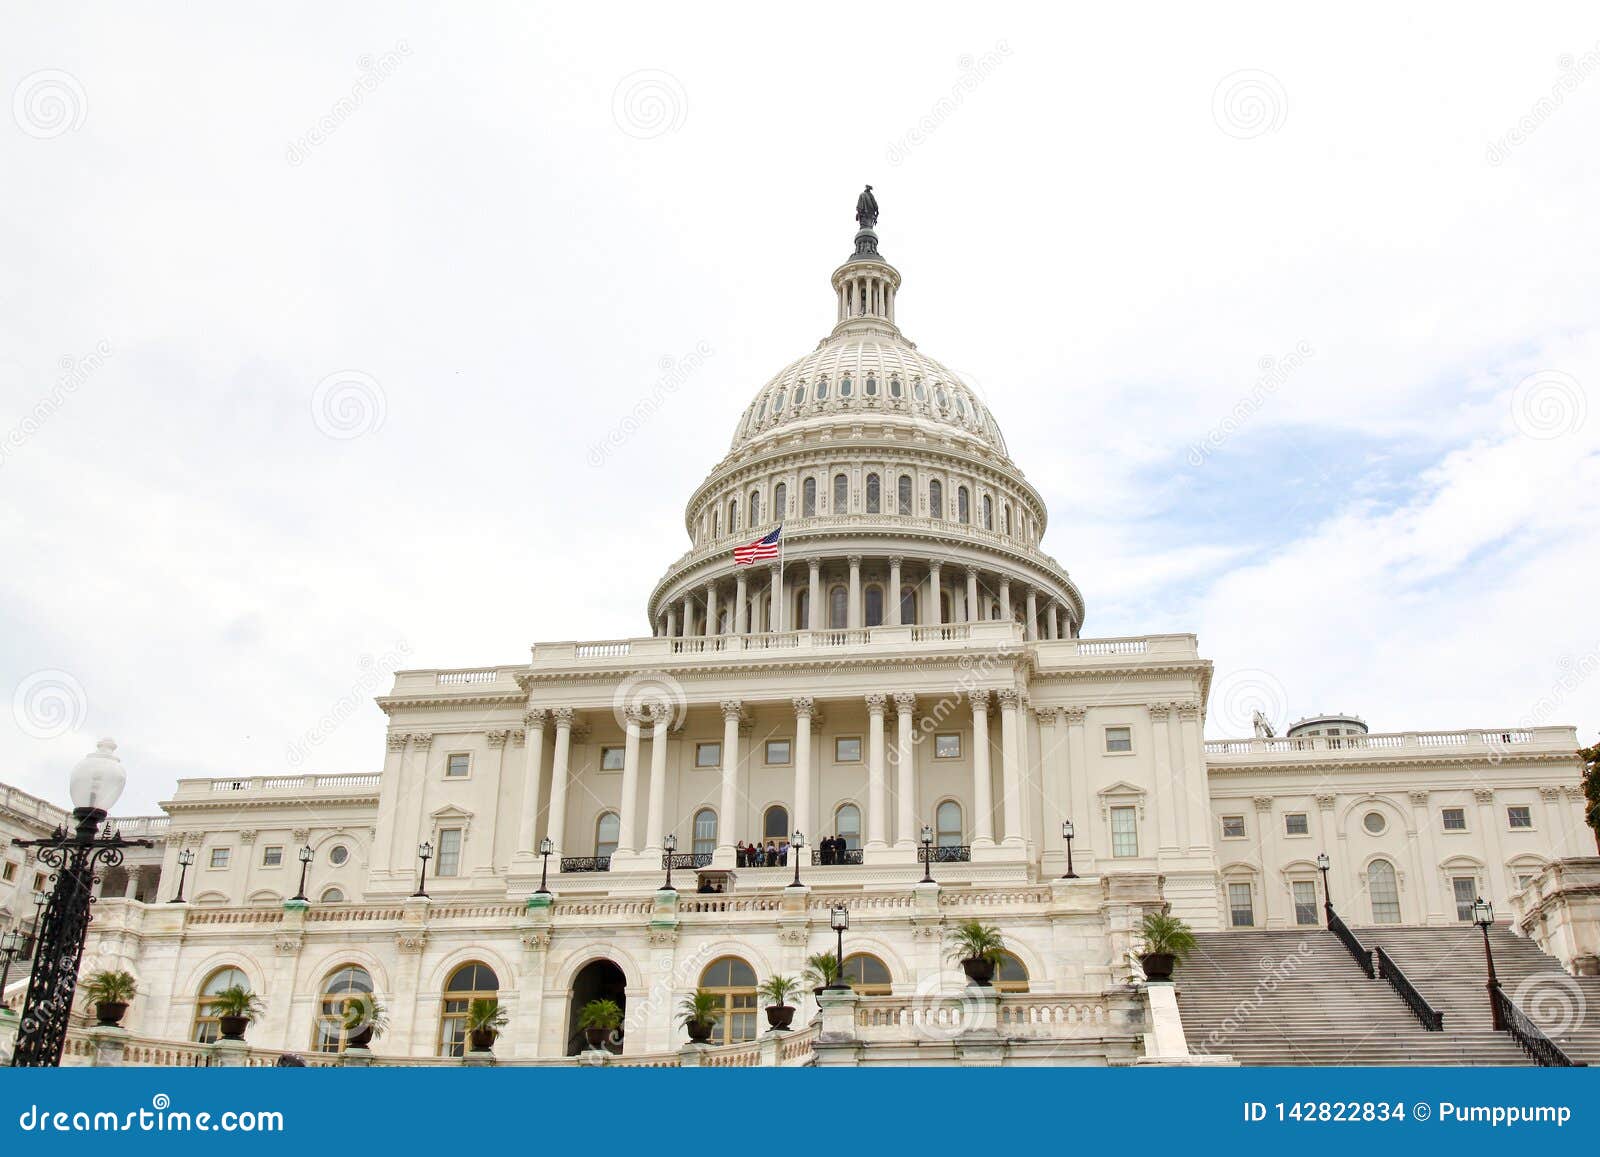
1046, 603, 1059, 640
866, 693, 888, 848
894, 693, 917, 848
1253, 795, 1277, 926
717, 700, 743, 859
682, 594, 697, 638
997, 689, 1024, 846
1024, 586, 1039, 640
847, 555, 863, 629
516, 709, 547, 853
927, 561, 943, 626
971, 691, 995, 847
704, 582, 718, 636
888, 557, 903, 626
792, 697, 814, 839
665, 607, 677, 637
1407, 790, 1442, 923
807, 558, 822, 630
734, 572, 749, 634
1151, 703, 1179, 852
966, 567, 980, 623
771, 563, 784, 633
546, 708, 574, 856
616, 706, 644, 856
1064, 707, 1091, 862
999, 576, 1012, 620
643, 709, 670, 855
1177, 702, 1206, 852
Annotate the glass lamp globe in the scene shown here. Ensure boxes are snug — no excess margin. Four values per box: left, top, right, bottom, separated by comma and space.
69, 737, 127, 813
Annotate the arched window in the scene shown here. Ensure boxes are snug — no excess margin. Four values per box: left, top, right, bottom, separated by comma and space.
749, 490, 762, 527
595, 811, 620, 858
816, 377, 830, 400
828, 584, 848, 629
1368, 860, 1401, 924
936, 800, 963, 847
439, 962, 499, 1057
713, 508, 721, 538
899, 585, 917, 625
929, 479, 943, 520
995, 953, 1030, 993
763, 805, 790, 843
864, 584, 884, 627
935, 385, 949, 411
840, 375, 853, 397
729, 498, 738, 531
913, 379, 927, 402
802, 477, 817, 516
834, 803, 862, 850
890, 375, 903, 398
832, 473, 848, 512
699, 957, 758, 1045
192, 966, 250, 1043
320, 886, 346, 903
865, 375, 878, 396
940, 591, 952, 623
841, 953, 892, 995
796, 588, 810, 630
693, 808, 717, 856
313, 964, 373, 1052
795, 382, 807, 405
1003, 503, 1012, 536
897, 474, 912, 515
865, 473, 881, 513
982, 495, 994, 530
958, 485, 970, 523
774, 388, 786, 411
773, 482, 787, 518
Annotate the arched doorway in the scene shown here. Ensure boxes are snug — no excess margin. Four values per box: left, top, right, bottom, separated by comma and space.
567, 959, 626, 1055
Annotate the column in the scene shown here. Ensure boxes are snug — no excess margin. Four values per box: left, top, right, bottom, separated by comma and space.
1177, 702, 1206, 852
682, 592, 697, 638
546, 708, 574, 855
807, 559, 822, 630
771, 563, 784, 633
517, 711, 547, 853
1024, 587, 1039, 641
1036, 706, 1062, 839
927, 561, 943, 626
734, 573, 749, 634
718, 700, 742, 857
1315, 793, 1338, 900
999, 577, 1012, 619
894, 693, 917, 848
643, 710, 669, 856
1253, 795, 1277, 926
665, 607, 677, 637
997, 689, 1024, 846
1151, 704, 1178, 852
971, 691, 995, 846
888, 557, 903, 626
1064, 707, 1091, 861
704, 582, 718, 636
1474, 788, 1506, 910
1046, 603, 1059, 640
966, 567, 980, 623
793, 698, 814, 839
847, 555, 863, 629
616, 707, 644, 856
866, 693, 888, 848
1407, 790, 1441, 923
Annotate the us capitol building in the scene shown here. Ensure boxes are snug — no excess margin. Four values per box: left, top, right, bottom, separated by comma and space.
4, 193, 1598, 1067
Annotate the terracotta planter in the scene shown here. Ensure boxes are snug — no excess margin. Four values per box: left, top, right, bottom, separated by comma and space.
960, 956, 995, 986
468, 1026, 497, 1052
1140, 952, 1176, 981
685, 1018, 714, 1043
345, 1025, 374, 1049
583, 1026, 613, 1050
217, 1015, 249, 1041
765, 1004, 795, 1030
94, 1001, 128, 1028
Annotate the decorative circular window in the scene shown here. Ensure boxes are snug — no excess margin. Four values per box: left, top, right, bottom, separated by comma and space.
1362, 812, 1386, 835
329, 844, 350, 866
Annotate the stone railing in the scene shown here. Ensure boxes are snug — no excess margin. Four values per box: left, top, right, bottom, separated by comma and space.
0, 784, 70, 829
532, 620, 1023, 665
1204, 726, 1576, 760
851, 993, 1112, 1040
175, 773, 382, 798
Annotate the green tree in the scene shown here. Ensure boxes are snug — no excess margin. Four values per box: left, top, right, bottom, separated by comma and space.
1582, 739, 1599, 852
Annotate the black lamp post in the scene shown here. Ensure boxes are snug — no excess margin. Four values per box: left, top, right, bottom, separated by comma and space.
169, 848, 194, 903
1316, 852, 1333, 926
292, 845, 313, 902
0, 930, 22, 1004
788, 831, 806, 888
412, 841, 433, 899
919, 825, 935, 883
661, 833, 678, 892
10, 738, 153, 1067
536, 836, 554, 894
1473, 896, 1505, 1030
827, 905, 850, 989
1060, 819, 1078, 879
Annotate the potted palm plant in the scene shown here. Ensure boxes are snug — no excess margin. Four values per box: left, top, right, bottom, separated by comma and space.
341, 991, 387, 1050
577, 998, 623, 1051
802, 951, 840, 997
465, 997, 507, 1052
210, 985, 263, 1041
83, 970, 137, 1027
678, 989, 720, 1044
757, 974, 800, 1030
1138, 911, 1196, 981
948, 920, 1007, 986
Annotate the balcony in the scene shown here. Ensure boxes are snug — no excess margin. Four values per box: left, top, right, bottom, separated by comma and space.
167, 773, 383, 802
1203, 725, 1577, 762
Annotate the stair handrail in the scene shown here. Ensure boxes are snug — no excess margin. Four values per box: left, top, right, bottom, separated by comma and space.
1374, 946, 1444, 1030
1490, 987, 1586, 1067
1326, 910, 1375, 978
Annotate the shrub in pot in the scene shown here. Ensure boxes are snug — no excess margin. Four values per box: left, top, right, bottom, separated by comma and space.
678, 989, 720, 1044
801, 951, 840, 998
465, 997, 507, 1052
577, 998, 623, 1051
341, 991, 387, 1050
209, 985, 264, 1041
1137, 911, 1196, 981
947, 920, 1006, 986
83, 970, 137, 1028
757, 974, 800, 1030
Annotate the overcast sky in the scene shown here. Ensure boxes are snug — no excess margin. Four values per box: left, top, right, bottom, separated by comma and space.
3, 4, 1597, 814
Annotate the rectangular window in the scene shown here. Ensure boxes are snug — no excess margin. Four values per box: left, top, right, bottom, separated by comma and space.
1110, 806, 1138, 857
835, 736, 862, 763
1228, 882, 1255, 927
33, 872, 45, 892
695, 742, 721, 768
1292, 881, 1318, 925
209, 848, 231, 869
1221, 815, 1246, 839
1506, 805, 1532, 830
445, 752, 470, 778
1453, 877, 1477, 921
261, 846, 283, 867
1441, 807, 1466, 831
436, 829, 463, 877
1104, 726, 1132, 753
600, 746, 625, 771
1284, 812, 1309, 836
934, 734, 962, 759
1516, 874, 1535, 891
765, 739, 791, 765
1, 862, 14, 882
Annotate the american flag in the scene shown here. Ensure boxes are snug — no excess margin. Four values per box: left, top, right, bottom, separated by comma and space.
733, 526, 782, 565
